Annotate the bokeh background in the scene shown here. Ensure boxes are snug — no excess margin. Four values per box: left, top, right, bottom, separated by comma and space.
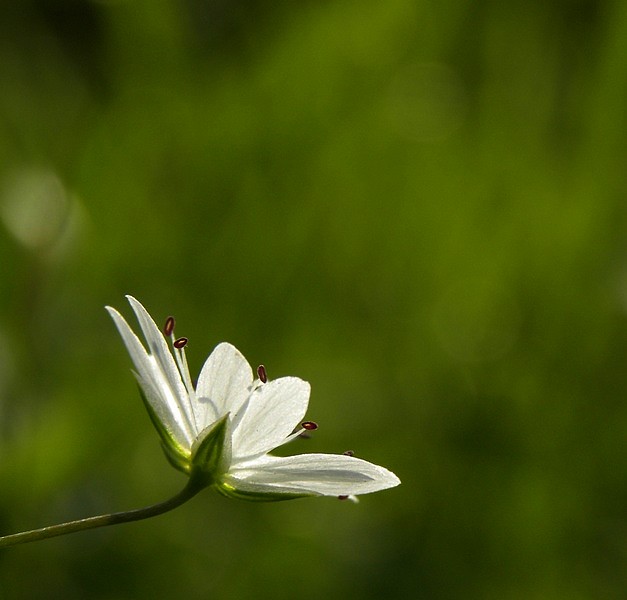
1, 0, 627, 598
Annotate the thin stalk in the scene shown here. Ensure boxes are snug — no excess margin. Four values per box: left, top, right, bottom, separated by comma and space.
0, 479, 203, 549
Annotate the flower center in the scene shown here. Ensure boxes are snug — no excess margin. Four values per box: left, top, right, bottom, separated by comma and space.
163, 316, 196, 406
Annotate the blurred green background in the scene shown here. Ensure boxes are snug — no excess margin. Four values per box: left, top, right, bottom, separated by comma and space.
1, 0, 627, 598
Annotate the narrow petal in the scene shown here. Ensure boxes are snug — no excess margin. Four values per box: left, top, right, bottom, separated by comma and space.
135, 374, 192, 465
231, 377, 310, 460
106, 305, 194, 449
195, 343, 254, 430
106, 306, 156, 382
125, 296, 197, 436
226, 453, 401, 497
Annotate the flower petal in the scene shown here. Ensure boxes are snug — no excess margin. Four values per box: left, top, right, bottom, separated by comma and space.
231, 377, 310, 460
225, 453, 401, 497
106, 306, 154, 381
106, 304, 194, 449
195, 343, 253, 430
125, 296, 197, 436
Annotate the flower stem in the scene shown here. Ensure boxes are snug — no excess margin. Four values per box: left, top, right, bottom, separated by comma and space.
0, 479, 204, 549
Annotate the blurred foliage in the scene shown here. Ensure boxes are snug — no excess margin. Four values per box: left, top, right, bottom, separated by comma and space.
1, 0, 627, 598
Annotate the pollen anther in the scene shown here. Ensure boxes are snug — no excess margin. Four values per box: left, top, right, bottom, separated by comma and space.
173, 337, 188, 349
163, 316, 175, 336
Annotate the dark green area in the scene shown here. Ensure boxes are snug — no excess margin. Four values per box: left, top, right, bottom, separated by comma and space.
1, 0, 627, 598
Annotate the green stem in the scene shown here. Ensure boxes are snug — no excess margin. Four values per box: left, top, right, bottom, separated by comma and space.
0, 479, 204, 549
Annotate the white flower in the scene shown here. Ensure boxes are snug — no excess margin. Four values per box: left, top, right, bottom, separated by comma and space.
106, 296, 400, 500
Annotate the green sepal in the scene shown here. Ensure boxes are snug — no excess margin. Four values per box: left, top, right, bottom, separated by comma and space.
161, 441, 192, 475
137, 385, 191, 475
189, 414, 232, 487
215, 480, 315, 502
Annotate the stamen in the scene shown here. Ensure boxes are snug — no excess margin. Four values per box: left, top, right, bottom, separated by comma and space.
343, 450, 355, 457
257, 364, 267, 383
173, 337, 188, 349
338, 494, 359, 503
163, 316, 175, 337
276, 420, 319, 448
172, 338, 196, 402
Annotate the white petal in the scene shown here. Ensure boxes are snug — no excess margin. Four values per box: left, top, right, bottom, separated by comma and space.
106, 304, 194, 449
133, 371, 192, 452
125, 296, 197, 436
231, 377, 309, 460
106, 306, 155, 382
195, 342, 254, 430
227, 453, 401, 496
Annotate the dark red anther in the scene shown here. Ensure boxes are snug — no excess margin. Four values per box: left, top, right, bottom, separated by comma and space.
338, 495, 349, 501
173, 337, 188, 349
163, 316, 175, 336
257, 364, 267, 383
343, 450, 355, 457
301, 421, 318, 431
